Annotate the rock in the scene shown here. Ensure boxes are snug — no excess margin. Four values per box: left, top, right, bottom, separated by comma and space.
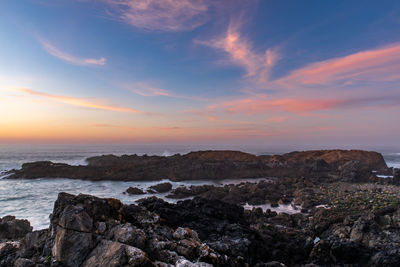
6, 188, 400, 266
271, 202, 279, 208
173, 227, 198, 240
51, 203, 96, 266
0, 241, 19, 266
149, 183, 173, 193
13, 258, 35, 267
393, 168, 400, 185
126, 187, 146, 195
8, 149, 388, 182
18, 229, 48, 259
108, 223, 147, 249
0, 216, 32, 240
175, 258, 212, 267
52, 226, 95, 266
82, 240, 153, 267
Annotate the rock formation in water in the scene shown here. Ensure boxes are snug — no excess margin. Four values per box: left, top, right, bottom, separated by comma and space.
7, 149, 390, 182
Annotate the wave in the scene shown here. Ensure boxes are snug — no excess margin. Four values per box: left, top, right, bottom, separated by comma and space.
0, 172, 12, 179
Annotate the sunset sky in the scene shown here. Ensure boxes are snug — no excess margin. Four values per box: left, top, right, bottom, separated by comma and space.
1, 0, 400, 146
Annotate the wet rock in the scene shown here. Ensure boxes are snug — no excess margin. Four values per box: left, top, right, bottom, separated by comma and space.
271, 202, 279, 208
150, 183, 173, 193
126, 187, 146, 195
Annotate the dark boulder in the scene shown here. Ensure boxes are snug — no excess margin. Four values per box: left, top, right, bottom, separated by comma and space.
0, 216, 32, 240
149, 182, 173, 193
125, 187, 146, 195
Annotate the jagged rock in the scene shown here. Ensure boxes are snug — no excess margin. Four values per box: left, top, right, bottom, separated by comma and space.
52, 226, 95, 266
18, 229, 48, 259
0, 216, 32, 240
108, 223, 147, 249
4, 187, 400, 266
13, 258, 35, 267
150, 183, 173, 193
82, 240, 153, 267
0, 241, 19, 266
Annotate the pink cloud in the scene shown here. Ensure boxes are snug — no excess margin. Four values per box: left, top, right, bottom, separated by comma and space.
277, 43, 400, 87
214, 94, 400, 115
196, 21, 279, 81
101, 0, 210, 31
265, 116, 287, 123
221, 97, 342, 114
39, 39, 106, 66
18, 88, 156, 114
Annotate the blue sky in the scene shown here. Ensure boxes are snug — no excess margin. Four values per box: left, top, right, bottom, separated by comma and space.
1, 0, 400, 147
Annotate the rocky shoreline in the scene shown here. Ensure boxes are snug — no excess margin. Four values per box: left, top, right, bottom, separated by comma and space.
2, 180, 400, 266
2, 149, 400, 266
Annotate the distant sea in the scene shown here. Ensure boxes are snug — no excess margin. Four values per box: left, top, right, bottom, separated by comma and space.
0, 144, 399, 229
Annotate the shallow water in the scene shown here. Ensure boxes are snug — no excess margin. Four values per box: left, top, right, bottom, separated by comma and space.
0, 177, 269, 230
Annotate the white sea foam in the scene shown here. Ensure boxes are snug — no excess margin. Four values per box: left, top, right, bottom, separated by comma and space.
377, 175, 394, 179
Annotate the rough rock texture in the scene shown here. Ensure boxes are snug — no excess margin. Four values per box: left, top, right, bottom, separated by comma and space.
3, 177, 400, 266
7, 149, 389, 182
0, 216, 32, 241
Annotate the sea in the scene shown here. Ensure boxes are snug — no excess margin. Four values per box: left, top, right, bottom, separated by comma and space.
0, 144, 399, 229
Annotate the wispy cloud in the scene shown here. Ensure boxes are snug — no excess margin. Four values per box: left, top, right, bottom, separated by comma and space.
100, 0, 211, 31
18, 88, 154, 114
39, 39, 106, 66
216, 95, 400, 115
277, 43, 400, 87
125, 82, 172, 97
196, 20, 279, 82
123, 82, 208, 101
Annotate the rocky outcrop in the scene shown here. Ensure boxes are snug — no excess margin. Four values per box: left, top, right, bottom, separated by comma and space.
2, 189, 400, 266
7, 149, 389, 182
125, 187, 146, 195
149, 182, 173, 193
0, 216, 32, 241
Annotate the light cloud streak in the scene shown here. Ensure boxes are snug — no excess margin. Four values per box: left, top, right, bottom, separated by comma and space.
216, 95, 400, 115
100, 0, 211, 31
277, 43, 400, 87
39, 39, 106, 66
126, 82, 172, 97
196, 21, 279, 82
19, 88, 150, 114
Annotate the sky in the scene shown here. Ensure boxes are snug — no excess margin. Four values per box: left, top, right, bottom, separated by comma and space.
0, 0, 400, 148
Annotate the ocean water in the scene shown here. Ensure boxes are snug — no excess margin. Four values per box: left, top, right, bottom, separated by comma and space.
0, 144, 399, 229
